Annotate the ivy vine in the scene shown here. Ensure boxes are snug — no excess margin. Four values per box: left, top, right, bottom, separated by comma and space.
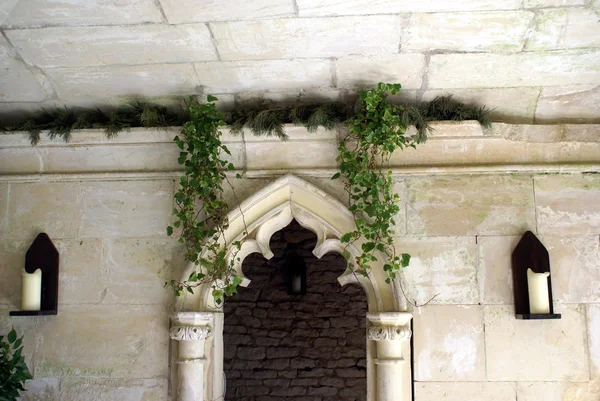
165, 96, 243, 303
334, 83, 418, 283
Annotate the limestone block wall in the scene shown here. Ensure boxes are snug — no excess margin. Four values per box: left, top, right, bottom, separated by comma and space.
0, 1, 599, 124
0, 123, 599, 401
223, 221, 368, 401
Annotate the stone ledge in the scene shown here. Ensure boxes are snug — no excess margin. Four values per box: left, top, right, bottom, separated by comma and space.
0, 122, 598, 176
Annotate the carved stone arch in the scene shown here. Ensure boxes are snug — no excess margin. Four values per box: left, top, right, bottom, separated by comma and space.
178, 174, 404, 313
171, 174, 413, 401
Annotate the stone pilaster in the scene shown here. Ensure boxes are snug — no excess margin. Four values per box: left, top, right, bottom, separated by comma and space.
366, 312, 413, 401
170, 312, 215, 401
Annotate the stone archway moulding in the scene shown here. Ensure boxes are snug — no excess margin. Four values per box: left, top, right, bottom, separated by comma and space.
170, 174, 413, 401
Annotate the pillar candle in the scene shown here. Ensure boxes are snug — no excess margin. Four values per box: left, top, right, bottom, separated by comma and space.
21, 268, 42, 311
527, 268, 550, 314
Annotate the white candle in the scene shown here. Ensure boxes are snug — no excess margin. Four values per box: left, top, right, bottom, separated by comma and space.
21, 268, 42, 311
527, 268, 550, 314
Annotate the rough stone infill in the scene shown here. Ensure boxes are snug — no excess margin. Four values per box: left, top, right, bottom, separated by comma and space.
223, 221, 368, 400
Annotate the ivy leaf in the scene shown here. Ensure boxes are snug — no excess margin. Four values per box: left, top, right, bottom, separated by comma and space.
401, 253, 411, 268
362, 242, 375, 252
340, 233, 353, 243
331, 172, 341, 180
166, 226, 173, 236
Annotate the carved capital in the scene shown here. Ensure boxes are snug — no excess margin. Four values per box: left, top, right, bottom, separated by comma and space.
170, 325, 212, 341
367, 325, 411, 341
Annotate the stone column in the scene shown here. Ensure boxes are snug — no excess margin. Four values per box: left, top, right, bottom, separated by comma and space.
366, 312, 413, 401
170, 312, 215, 401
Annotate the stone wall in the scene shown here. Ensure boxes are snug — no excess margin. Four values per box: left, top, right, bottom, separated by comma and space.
0, 124, 599, 401
223, 221, 368, 401
1, 0, 599, 124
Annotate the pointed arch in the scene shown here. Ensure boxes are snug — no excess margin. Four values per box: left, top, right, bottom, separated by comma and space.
177, 174, 405, 313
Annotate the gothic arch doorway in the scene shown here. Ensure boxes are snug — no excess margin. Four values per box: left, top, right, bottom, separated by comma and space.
170, 175, 413, 401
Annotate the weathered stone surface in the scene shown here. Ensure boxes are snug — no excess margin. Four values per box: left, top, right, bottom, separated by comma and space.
413, 305, 485, 381
0, 241, 24, 307
336, 55, 424, 90
0, 147, 43, 174
55, 239, 104, 304
536, 85, 600, 123
210, 16, 402, 60
428, 50, 600, 88
484, 304, 589, 381
422, 88, 540, 123
414, 382, 516, 401
245, 135, 339, 170
518, 381, 600, 401
0, 183, 7, 241
45, 64, 198, 101
297, 0, 521, 16
535, 174, 600, 235
41, 144, 181, 174
194, 59, 332, 94
60, 378, 167, 401
160, 0, 295, 23
0, 1, 18, 25
78, 180, 173, 238
7, 182, 82, 240
397, 237, 478, 305
588, 304, 600, 377
19, 378, 60, 401
564, 124, 600, 142
35, 305, 168, 378
406, 175, 535, 236
544, 236, 600, 303
405, 11, 532, 52
1, 0, 162, 27
7, 24, 217, 68
527, 8, 600, 51
0, 36, 47, 102
477, 236, 520, 305
102, 239, 180, 305
525, 0, 586, 7
497, 123, 564, 142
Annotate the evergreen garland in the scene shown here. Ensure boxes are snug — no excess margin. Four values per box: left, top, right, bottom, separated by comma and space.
0, 94, 490, 145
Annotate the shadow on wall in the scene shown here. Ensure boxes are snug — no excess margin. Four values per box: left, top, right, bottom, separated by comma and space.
223, 220, 368, 400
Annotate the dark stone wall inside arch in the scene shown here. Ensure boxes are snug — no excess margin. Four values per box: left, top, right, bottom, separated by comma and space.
223, 220, 368, 401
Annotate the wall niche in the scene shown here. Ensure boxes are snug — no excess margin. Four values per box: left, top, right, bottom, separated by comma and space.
223, 220, 368, 400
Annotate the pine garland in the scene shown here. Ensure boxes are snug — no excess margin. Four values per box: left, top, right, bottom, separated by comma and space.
0, 94, 491, 145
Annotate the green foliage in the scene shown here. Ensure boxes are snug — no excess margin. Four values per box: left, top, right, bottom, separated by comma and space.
334, 83, 416, 283
8, 102, 185, 144
1, 93, 490, 147
165, 96, 242, 304
0, 328, 32, 401
224, 102, 350, 139
421, 95, 491, 128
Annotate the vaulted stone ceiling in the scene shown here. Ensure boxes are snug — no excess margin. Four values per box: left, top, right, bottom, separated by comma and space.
0, 0, 598, 123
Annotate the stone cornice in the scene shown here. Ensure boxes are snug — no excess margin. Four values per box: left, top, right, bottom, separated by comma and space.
1, 122, 599, 177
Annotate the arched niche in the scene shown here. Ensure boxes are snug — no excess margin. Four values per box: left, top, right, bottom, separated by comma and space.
170, 174, 413, 401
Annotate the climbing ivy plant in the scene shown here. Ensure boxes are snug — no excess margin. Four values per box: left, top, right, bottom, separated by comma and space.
166, 96, 243, 303
334, 83, 418, 283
